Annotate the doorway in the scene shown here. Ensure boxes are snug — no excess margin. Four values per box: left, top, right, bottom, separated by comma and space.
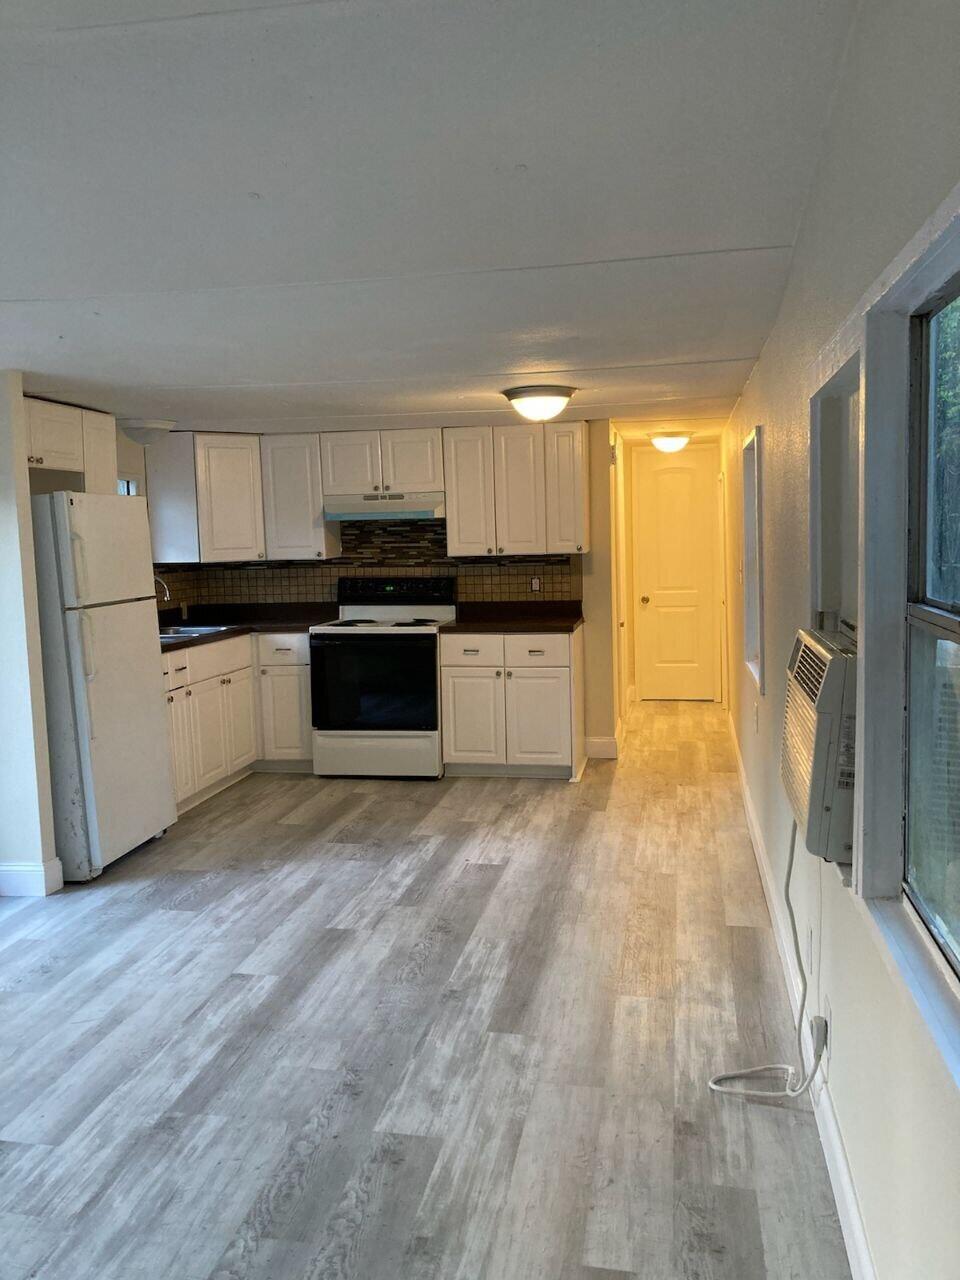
632, 441, 723, 701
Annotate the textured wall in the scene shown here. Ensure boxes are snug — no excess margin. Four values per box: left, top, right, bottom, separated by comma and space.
156, 519, 581, 607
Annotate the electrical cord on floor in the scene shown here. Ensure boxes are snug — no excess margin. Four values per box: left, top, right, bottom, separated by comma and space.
708, 820, 828, 1101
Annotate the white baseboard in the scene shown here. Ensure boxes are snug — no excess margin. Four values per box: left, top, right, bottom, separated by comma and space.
727, 715, 876, 1280
586, 735, 619, 759
0, 857, 64, 898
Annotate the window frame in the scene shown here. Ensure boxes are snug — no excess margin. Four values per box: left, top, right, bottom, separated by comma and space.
741, 426, 765, 694
904, 281, 960, 980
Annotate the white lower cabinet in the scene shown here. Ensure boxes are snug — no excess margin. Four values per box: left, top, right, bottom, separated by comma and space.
189, 674, 231, 791
224, 667, 258, 773
441, 667, 506, 765
440, 631, 583, 776
167, 687, 197, 803
504, 667, 571, 766
260, 665, 311, 760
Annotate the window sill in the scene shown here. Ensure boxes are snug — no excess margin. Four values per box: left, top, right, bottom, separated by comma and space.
861, 894, 960, 1090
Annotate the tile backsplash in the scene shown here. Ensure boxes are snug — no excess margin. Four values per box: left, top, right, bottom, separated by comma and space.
156, 519, 581, 608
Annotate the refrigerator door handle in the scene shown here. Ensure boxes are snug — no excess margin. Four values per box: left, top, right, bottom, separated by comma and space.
81, 611, 98, 739
70, 530, 89, 604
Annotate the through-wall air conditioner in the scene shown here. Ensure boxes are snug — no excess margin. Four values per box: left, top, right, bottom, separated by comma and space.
780, 629, 858, 862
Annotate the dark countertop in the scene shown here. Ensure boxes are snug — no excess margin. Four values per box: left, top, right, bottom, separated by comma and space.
440, 602, 583, 634
158, 600, 583, 651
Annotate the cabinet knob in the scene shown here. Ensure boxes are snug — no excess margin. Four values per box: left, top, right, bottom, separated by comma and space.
486, 547, 493, 555
261, 668, 267, 675
384, 484, 391, 492
167, 695, 173, 703
316, 551, 323, 558
36, 457, 44, 465
186, 689, 192, 697
506, 670, 513, 678
576, 544, 583, 551
496, 669, 502, 678
220, 677, 226, 684
373, 484, 380, 492
497, 546, 504, 554
257, 552, 265, 559
27, 455, 35, 464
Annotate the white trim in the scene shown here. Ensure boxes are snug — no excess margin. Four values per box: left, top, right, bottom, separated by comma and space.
586, 734, 619, 759
0, 858, 64, 897
729, 718, 876, 1280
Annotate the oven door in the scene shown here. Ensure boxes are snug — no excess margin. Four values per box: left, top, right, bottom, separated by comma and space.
310, 633, 439, 732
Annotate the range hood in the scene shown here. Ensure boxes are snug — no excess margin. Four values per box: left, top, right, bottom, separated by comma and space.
323, 492, 446, 521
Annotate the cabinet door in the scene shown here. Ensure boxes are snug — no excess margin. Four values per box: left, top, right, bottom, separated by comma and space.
26, 399, 84, 471
380, 428, 444, 492
493, 424, 546, 554
260, 665, 311, 760
224, 667, 258, 772
505, 667, 571, 767
81, 410, 119, 495
261, 433, 338, 559
441, 667, 506, 765
319, 431, 382, 494
442, 427, 496, 557
544, 421, 590, 553
167, 688, 197, 803
195, 433, 266, 562
188, 675, 229, 791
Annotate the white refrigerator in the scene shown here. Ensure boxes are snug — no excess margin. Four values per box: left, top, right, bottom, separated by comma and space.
32, 492, 176, 882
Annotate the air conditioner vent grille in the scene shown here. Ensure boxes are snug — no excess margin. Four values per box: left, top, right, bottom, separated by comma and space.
793, 643, 828, 705
781, 677, 817, 831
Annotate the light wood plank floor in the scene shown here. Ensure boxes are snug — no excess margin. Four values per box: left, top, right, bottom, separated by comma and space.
0, 702, 850, 1279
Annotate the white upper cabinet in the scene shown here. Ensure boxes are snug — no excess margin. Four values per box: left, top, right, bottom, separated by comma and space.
443, 427, 497, 557
544, 420, 590, 553
493, 424, 546, 555
380, 427, 444, 492
320, 430, 382, 495
260, 433, 340, 560
195, 433, 266, 562
81, 410, 118, 495
26, 399, 85, 472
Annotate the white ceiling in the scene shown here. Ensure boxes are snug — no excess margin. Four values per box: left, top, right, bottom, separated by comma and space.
0, 0, 855, 431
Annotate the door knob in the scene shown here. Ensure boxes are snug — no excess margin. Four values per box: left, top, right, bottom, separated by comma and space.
641, 595, 650, 604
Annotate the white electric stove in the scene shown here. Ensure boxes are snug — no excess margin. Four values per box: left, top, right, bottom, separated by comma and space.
309, 577, 456, 777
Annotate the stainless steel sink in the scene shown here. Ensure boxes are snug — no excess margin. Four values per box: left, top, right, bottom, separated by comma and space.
160, 625, 235, 636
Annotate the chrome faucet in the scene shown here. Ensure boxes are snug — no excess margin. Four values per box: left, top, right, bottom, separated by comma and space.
154, 575, 171, 602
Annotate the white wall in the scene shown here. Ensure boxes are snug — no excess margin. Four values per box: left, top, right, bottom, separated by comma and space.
722, 3, 960, 1275
0, 372, 61, 896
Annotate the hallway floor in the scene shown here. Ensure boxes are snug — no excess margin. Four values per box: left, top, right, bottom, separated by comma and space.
0, 703, 850, 1279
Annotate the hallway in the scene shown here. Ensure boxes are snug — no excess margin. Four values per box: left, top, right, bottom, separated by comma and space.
0, 704, 849, 1279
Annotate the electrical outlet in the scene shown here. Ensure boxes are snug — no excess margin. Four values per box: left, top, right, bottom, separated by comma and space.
530, 576, 541, 592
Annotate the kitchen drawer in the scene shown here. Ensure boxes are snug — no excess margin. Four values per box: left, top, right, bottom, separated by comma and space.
258, 632, 309, 666
504, 633, 570, 668
185, 635, 253, 685
440, 633, 504, 667
165, 653, 190, 691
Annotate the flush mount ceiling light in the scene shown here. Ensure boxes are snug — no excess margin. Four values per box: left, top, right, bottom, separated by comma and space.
502, 385, 576, 422
650, 432, 691, 453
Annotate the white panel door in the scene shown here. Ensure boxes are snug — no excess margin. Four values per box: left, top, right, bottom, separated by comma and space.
189, 674, 230, 790
81, 410, 118, 495
504, 667, 571, 767
635, 443, 720, 700
73, 598, 177, 868
493, 424, 546, 554
320, 431, 382, 494
57, 492, 156, 607
26, 399, 84, 471
545, 421, 590, 553
380, 428, 444, 492
167, 687, 197, 803
442, 427, 496, 557
224, 666, 258, 772
441, 667, 506, 764
260, 665, 311, 759
195, 433, 266, 562
261, 433, 333, 559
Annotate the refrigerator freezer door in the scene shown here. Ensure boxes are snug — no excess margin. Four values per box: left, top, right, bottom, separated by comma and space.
54, 492, 156, 607
68, 598, 176, 871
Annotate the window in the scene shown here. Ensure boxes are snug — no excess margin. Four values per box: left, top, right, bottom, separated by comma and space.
742, 427, 764, 691
907, 289, 960, 976
117, 476, 139, 496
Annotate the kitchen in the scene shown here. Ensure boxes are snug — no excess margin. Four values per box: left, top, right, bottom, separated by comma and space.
26, 404, 592, 882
